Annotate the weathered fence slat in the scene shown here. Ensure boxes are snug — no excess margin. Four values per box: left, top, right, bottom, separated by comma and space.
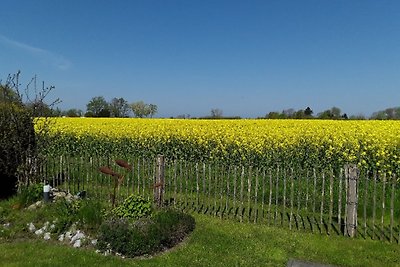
247, 166, 252, 222
233, 166, 237, 219
320, 171, 325, 232
202, 163, 206, 211
172, 161, 177, 206
328, 170, 334, 235
297, 170, 302, 231
338, 168, 343, 234
372, 171, 377, 240
214, 164, 218, 216
390, 174, 395, 243
154, 155, 165, 207
254, 168, 259, 223
196, 163, 200, 210
275, 167, 280, 226
363, 171, 369, 238
345, 164, 358, 238
283, 168, 287, 226
305, 170, 309, 212
312, 169, 317, 233
240, 166, 245, 222
220, 164, 224, 218
381, 173, 386, 241
226, 166, 230, 218
268, 169, 273, 225
289, 168, 294, 230
261, 168, 266, 222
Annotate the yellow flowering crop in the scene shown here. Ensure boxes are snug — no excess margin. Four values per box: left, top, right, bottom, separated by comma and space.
40, 118, 400, 174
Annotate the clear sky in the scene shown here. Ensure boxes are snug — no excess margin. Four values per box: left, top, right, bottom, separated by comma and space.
1, 0, 399, 118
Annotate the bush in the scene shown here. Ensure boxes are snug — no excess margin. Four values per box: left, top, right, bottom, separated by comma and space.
112, 194, 152, 220
45, 198, 80, 234
1, 72, 57, 199
97, 209, 195, 257
151, 209, 196, 247
0, 99, 35, 199
76, 199, 104, 232
17, 183, 43, 208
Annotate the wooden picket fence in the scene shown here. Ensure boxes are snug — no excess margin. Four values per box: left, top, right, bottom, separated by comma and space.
41, 155, 399, 243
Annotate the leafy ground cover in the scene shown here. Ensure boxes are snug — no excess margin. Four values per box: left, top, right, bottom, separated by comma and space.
1, 210, 400, 267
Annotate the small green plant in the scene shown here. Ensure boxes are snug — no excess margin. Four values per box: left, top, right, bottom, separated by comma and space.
76, 199, 104, 232
97, 217, 150, 257
96, 209, 195, 258
151, 209, 196, 246
17, 183, 43, 208
112, 194, 152, 220
46, 198, 81, 233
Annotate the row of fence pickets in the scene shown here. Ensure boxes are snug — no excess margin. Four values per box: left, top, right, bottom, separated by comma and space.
35, 155, 399, 243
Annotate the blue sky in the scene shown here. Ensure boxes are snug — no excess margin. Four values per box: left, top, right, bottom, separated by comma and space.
1, 0, 399, 117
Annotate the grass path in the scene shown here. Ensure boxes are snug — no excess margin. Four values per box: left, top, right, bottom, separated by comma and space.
1, 213, 400, 267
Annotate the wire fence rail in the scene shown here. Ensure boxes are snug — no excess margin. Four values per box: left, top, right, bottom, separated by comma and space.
41, 154, 399, 243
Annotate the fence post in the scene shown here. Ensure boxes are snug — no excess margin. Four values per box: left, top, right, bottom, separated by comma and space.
345, 164, 359, 237
154, 155, 165, 207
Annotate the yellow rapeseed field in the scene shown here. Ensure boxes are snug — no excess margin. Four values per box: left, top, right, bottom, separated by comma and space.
41, 118, 400, 174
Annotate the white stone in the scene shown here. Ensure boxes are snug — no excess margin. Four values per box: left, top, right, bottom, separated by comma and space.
58, 234, 65, 242
28, 223, 36, 232
91, 239, 98, 246
73, 239, 81, 248
27, 201, 42, 210
70, 231, 85, 244
43, 221, 50, 230
65, 231, 72, 240
35, 229, 44, 235
44, 232, 51, 240
50, 224, 55, 230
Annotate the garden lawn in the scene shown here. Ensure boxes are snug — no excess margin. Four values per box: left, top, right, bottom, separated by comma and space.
1, 213, 400, 267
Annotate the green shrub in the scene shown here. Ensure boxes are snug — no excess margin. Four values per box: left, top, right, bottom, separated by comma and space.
151, 209, 196, 247
76, 199, 104, 232
0, 100, 35, 199
112, 194, 152, 220
45, 198, 81, 233
17, 183, 43, 207
96, 209, 195, 257
1, 72, 56, 199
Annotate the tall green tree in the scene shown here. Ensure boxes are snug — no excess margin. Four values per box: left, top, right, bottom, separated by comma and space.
109, 97, 130, 118
64, 108, 83, 117
130, 101, 157, 118
317, 107, 342, 119
304, 107, 313, 117
86, 96, 110, 117
210, 108, 223, 118
148, 104, 158, 118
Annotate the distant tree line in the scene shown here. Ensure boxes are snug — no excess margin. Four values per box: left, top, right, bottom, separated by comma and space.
263, 106, 400, 120
48, 96, 158, 118
34, 99, 400, 120
264, 106, 349, 120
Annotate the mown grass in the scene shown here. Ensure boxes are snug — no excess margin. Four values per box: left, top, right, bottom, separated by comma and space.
1, 212, 400, 267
